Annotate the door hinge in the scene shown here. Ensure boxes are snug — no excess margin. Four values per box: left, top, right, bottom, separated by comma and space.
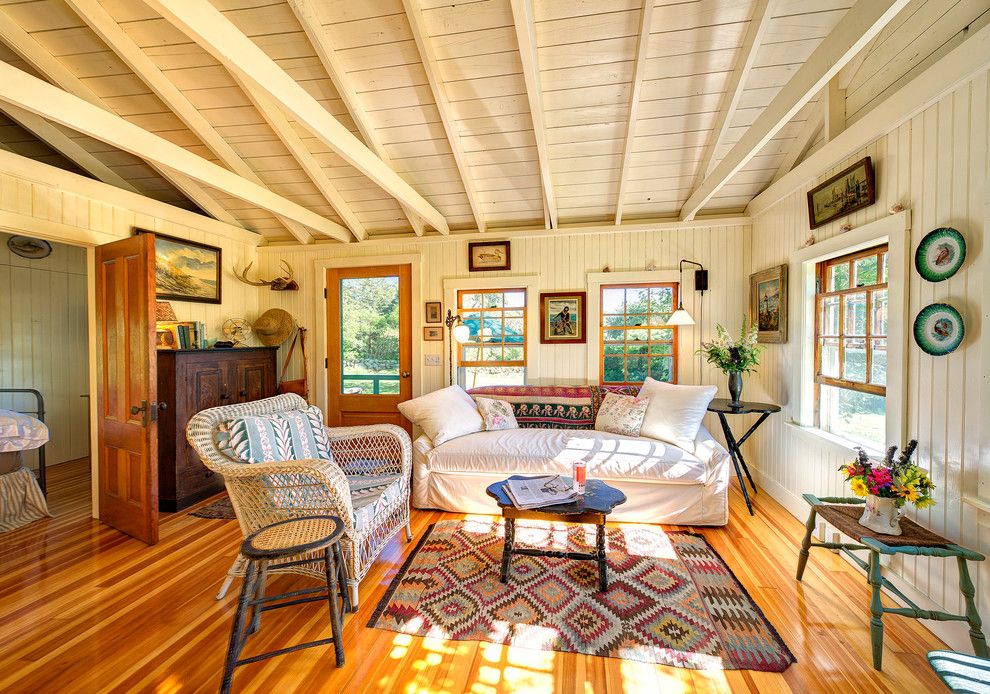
324, 357, 328, 369
324, 288, 327, 299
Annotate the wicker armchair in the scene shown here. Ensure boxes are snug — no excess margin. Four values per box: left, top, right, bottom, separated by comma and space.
186, 394, 412, 607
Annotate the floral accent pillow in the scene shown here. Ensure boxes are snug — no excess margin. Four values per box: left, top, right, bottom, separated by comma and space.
475, 398, 519, 431
593, 393, 650, 437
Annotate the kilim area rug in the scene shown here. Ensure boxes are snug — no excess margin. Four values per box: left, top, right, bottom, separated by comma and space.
188, 495, 235, 519
369, 519, 795, 671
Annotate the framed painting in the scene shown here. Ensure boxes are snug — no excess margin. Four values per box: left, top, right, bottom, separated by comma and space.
806, 156, 876, 229
425, 301, 442, 324
750, 265, 787, 343
540, 291, 586, 344
423, 326, 444, 341
468, 241, 511, 272
136, 229, 222, 304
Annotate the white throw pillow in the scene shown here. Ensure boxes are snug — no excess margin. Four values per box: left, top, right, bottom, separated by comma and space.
397, 385, 483, 446
638, 377, 717, 450
474, 398, 519, 431
594, 393, 650, 437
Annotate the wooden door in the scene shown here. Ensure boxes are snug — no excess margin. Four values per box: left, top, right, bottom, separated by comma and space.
327, 265, 412, 431
95, 234, 158, 544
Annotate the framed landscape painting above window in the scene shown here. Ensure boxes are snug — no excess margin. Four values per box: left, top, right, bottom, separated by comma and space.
135, 229, 222, 304
750, 265, 787, 343
539, 292, 586, 344
807, 156, 876, 229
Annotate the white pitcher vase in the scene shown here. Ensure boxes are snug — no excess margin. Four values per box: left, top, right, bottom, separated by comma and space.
858, 494, 903, 535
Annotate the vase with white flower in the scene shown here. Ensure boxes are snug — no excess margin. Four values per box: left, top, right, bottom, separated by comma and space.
838, 440, 935, 535
698, 321, 762, 407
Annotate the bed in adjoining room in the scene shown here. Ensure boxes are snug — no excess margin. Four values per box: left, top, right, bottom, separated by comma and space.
0, 388, 50, 532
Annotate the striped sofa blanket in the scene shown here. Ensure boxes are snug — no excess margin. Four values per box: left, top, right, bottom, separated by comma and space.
467, 385, 640, 429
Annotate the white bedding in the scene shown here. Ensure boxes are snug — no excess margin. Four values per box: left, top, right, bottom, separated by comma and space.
0, 409, 49, 453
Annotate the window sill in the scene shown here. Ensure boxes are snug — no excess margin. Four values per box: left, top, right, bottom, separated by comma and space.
785, 420, 883, 458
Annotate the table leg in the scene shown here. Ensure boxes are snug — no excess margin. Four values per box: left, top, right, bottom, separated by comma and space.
220, 559, 257, 694
500, 517, 515, 584
323, 547, 345, 667
596, 522, 608, 591
957, 557, 989, 658
796, 507, 817, 581
718, 413, 755, 516
868, 550, 885, 671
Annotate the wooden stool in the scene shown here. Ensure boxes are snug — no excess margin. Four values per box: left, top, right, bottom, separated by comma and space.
220, 515, 350, 694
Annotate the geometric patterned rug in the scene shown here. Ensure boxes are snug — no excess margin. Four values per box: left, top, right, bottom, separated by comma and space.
188, 495, 235, 519
369, 519, 795, 671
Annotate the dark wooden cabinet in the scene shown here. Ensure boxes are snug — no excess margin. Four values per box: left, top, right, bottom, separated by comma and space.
157, 347, 277, 511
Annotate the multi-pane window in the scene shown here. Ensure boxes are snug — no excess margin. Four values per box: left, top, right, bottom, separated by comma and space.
457, 289, 526, 388
815, 244, 888, 448
600, 283, 678, 385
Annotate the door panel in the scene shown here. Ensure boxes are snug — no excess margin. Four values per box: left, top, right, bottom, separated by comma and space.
327, 265, 412, 432
96, 233, 158, 544
234, 358, 274, 403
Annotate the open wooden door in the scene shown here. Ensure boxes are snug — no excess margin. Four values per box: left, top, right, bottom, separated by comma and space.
95, 233, 159, 544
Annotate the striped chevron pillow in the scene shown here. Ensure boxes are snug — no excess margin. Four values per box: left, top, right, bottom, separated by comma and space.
226, 406, 332, 464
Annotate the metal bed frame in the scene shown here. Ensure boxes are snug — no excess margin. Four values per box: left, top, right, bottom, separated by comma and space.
0, 388, 47, 495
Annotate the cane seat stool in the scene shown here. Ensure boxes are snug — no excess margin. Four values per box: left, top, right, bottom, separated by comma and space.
220, 515, 351, 694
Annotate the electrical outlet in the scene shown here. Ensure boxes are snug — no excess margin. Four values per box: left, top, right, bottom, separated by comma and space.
424, 354, 441, 366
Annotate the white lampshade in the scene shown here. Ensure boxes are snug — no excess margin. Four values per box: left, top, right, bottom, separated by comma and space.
451, 323, 470, 343
665, 307, 695, 326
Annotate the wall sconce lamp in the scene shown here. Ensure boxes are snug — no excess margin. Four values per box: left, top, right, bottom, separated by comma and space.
445, 309, 470, 386
665, 259, 708, 326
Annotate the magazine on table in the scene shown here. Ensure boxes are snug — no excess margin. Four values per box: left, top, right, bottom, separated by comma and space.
505, 475, 578, 510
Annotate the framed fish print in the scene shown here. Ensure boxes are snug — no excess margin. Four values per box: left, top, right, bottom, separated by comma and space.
468, 241, 511, 272
540, 291, 586, 344
750, 265, 788, 343
807, 157, 876, 229
136, 229, 222, 304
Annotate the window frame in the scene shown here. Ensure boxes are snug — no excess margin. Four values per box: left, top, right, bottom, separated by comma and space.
598, 281, 679, 385
456, 288, 527, 370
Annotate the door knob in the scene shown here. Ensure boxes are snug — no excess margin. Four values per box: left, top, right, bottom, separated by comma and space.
401, 371, 411, 378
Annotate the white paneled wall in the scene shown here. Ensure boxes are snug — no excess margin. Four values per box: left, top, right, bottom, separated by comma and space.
748, 70, 989, 651
0, 232, 89, 468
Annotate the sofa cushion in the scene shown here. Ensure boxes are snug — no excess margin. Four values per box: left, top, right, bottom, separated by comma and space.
468, 386, 593, 429
347, 473, 403, 532
638, 378, 718, 450
422, 428, 708, 485
594, 393, 650, 437
226, 406, 332, 464
398, 385, 483, 445
589, 385, 641, 420
475, 397, 519, 431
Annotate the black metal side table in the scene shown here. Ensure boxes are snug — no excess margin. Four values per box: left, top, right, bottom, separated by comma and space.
220, 515, 351, 694
707, 398, 781, 516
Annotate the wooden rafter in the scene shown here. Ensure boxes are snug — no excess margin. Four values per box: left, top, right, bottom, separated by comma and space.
146, 0, 448, 235
679, 0, 910, 221
285, 0, 430, 236
401, 0, 486, 233
509, 0, 557, 230
613, 0, 655, 226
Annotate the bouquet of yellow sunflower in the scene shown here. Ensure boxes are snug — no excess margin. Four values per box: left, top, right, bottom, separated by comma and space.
838, 440, 936, 509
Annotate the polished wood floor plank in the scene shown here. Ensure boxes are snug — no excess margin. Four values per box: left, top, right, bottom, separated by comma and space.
0, 458, 949, 692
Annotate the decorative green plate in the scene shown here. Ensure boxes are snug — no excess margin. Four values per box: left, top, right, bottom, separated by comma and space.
913, 303, 964, 356
915, 227, 965, 282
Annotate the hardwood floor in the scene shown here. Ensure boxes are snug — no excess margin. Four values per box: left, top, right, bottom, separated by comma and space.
0, 458, 949, 693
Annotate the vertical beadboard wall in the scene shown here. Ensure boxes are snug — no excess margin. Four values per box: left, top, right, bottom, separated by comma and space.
0, 232, 89, 468
748, 70, 989, 651
256, 224, 752, 408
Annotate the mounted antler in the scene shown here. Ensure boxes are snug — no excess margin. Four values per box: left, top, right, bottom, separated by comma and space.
233, 260, 298, 291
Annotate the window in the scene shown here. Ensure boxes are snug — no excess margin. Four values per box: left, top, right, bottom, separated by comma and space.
457, 288, 526, 388
600, 283, 678, 384
815, 244, 888, 448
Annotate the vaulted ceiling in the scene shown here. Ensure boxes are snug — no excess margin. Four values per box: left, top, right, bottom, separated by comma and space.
0, 0, 984, 243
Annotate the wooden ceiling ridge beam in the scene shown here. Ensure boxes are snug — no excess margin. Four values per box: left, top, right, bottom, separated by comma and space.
509, 0, 557, 230
679, 0, 911, 221
146, 0, 448, 235
62, 0, 327, 244
285, 0, 430, 237
613, 0, 656, 226
0, 61, 355, 241
402, 0, 486, 233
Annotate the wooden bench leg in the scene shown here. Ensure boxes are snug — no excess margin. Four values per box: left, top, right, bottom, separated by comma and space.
796, 508, 817, 581
958, 557, 989, 658
868, 550, 885, 671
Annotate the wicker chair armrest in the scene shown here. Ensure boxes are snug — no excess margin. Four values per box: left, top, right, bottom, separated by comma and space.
324, 423, 412, 480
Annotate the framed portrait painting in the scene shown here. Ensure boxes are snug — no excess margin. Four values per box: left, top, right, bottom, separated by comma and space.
750, 265, 787, 343
136, 229, 222, 304
425, 301, 442, 324
807, 156, 876, 229
468, 241, 511, 272
540, 291, 586, 344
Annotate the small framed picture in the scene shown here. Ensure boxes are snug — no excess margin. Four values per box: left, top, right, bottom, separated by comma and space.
468, 241, 511, 272
750, 265, 788, 343
425, 301, 442, 324
806, 156, 876, 229
423, 326, 444, 341
540, 291, 586, 344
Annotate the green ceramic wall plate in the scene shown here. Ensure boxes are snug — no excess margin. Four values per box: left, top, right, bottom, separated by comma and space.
915, 227, 966, 282
913, 303, 964, 356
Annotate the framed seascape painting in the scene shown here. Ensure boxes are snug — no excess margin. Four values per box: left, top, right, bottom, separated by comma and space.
750, 265, 787, 343
468, 241, 511, 272
137, 229, 222, 304
806, 156, 875, 229
540, 291, 586, 344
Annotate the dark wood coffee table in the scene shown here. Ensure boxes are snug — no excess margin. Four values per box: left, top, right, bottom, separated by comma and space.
485, 476, 627, 591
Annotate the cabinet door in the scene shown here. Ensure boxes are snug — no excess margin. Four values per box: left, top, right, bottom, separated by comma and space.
232, 356, 275, 403
187, 361, 228, 411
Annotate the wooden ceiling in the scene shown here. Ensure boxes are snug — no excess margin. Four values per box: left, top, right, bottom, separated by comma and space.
0, 0, 983, 243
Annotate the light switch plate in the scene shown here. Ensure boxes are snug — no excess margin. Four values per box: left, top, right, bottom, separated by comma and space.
425, 354, 441, 366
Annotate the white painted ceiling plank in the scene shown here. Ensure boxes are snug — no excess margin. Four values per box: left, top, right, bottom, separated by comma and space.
146, 0, 448, 235
612, 0, 654, 226
510, 0, 558, 230
769, 105, 823, 184
402, 0, 486, 233
680, 0, 911, 221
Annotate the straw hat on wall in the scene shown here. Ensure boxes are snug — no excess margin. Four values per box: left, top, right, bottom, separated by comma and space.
253, 309, 296, 346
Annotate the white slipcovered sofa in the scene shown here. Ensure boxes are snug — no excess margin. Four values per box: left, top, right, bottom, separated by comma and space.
408, 385, 731, 525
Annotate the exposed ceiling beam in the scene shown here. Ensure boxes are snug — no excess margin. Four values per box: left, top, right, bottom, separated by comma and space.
62, 0, 326, 244
679, 0, 910, 220
825, 78, 846, 141
402, 0, 486, 233
285, 0, 430, 236
0, 61, 355, 241
509, 0, 557, 230
146, 0, 448, 235
613, 0, 655, 226
694, 0, 774, 185
770, 105, 823, 184
0, 6, 243, 229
